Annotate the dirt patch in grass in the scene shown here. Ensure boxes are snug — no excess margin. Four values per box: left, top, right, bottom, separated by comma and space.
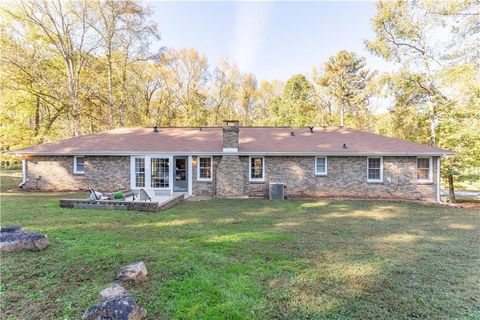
1, 195, 479, 319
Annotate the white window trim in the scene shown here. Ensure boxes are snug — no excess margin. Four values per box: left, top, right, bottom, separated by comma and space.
367, 157, 383, 183
73, 156, 85, 174
315, 156, 328, 175
249, 156, 265, 182
417, 156, 433, 183
197, 156, 213, 181
130, 155, 173, 192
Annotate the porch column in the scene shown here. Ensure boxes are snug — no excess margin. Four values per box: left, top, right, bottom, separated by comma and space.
436, 157, 441, 203
188, 156, 193, 196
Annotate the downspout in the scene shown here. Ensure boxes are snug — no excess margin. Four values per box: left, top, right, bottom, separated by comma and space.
19, 158, 29, 188
187, 155, 193, 198
436, 156, 441, 203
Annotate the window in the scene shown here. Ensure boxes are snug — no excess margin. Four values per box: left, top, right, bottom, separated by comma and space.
151, 158, 170, 188
367, 157, 383, 182
74, 156, 85, 174
315, 157, 327, 175
249, 156, 265, 181
198, 157, 212, 181
134, 158, 145, 188
417, 157, 432, 182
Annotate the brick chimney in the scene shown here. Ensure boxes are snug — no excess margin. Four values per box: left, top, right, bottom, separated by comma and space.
217, 120, 244, 197
222, 120, 239, 152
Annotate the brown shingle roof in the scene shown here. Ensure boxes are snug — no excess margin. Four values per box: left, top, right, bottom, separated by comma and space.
11, 126, 453, 156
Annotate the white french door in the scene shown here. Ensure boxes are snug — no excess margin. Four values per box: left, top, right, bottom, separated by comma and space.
130, 155, 174, 194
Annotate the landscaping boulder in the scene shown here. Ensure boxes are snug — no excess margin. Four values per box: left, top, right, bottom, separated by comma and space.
82, 296, 146, 320
100, 283, 128, 300
0, 225, 22, 233
116, 261, 148, 284
0, 231, 49, 252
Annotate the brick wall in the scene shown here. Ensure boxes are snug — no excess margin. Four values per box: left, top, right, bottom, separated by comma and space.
24, 155, 438, 201
192, 156, 220, 196
239, 156, 438, 201
215, 155, 245, 197
24, 156, 130, 192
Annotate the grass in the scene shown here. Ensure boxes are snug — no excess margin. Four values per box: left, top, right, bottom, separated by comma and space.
0, 168, 21, 192
1, 179, 479, 319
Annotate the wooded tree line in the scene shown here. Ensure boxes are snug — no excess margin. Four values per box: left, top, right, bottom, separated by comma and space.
1, 0, 479, 198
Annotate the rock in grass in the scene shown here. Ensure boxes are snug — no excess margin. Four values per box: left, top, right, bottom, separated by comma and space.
116, 261, 148, 284
82, 296, 146, 320
0, 225, 22, 233
100, 283, 128, 300
0, 231, 49, 252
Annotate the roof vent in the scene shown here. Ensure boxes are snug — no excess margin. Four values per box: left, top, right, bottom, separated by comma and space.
308, 126, 314, 133
343, 143, 348, 149
290, 131, 295, 136
153, 126, 159, 133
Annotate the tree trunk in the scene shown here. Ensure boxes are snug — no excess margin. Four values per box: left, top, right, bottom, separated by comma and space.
340, 105, 344, 127
429, 110, 436, 146
448, 173, 456, 203
34, 96, 40, 136
107, 53, 115, 128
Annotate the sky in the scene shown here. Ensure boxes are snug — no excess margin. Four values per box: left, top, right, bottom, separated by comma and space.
145, 1, 393, 112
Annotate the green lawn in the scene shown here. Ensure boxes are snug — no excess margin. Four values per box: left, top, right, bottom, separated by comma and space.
1, 192, 479, 319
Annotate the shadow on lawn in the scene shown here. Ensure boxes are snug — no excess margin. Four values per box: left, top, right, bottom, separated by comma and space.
1, 197, 479, 319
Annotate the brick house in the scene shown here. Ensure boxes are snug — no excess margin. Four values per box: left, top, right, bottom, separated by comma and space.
12, 120, 453, 202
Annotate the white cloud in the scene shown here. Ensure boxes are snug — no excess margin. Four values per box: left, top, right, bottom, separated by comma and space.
231, 2, 273, 72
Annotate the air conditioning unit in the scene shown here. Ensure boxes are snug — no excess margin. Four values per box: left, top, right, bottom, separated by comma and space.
269, 182, 285, 200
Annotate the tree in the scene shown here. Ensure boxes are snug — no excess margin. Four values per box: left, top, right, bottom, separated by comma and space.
91, 0, 159, 128
163, 48, 209, 126
317, 50, 373, 127
208, 59, 241, 125
367, 0, 480, 201
5, 0, 103, 137
238, 73, 257, 126
273, 74, 316, 126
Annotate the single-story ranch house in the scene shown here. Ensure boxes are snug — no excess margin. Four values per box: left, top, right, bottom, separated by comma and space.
12, 120, 453, 202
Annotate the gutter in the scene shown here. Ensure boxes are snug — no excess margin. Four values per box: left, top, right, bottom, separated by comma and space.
9, 151, 456, 157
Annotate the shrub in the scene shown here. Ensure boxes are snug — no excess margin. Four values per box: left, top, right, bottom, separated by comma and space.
113, 192, 124, 200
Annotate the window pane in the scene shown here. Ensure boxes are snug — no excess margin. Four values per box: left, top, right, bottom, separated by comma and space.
135, 158, 145, 188
316, 158, 326, 173
417, 158, 430, 180
199, 157, 212, 179
251, 157, 263, 179
152, 158, 169, 188
76, 157, 85, 172
368, 158, 381, 180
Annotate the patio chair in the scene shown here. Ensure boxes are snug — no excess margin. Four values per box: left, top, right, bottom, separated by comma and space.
88, 187, 110, 201
138, 188, 152, 202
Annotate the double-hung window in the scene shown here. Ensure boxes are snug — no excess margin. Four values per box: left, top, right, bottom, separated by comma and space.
367, 157, 383, 182
417, 157, 432, 183
198, 157, 212, 181
134, 158, 146, 188
74, 156, 85, 174
249, 156, 265, 181
315, 157, 327, 175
